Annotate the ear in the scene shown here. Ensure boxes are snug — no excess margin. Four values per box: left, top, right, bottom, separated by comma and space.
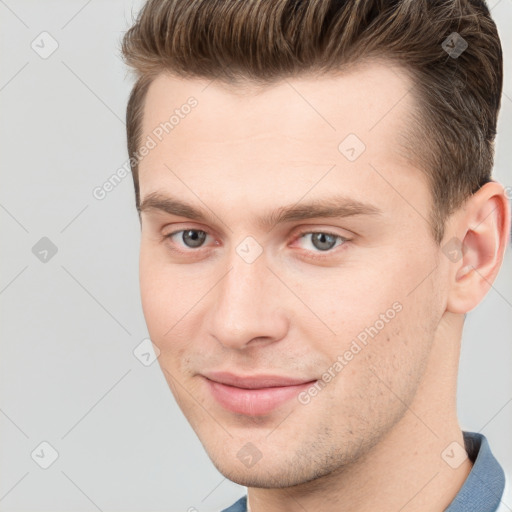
445, 181, 511, 314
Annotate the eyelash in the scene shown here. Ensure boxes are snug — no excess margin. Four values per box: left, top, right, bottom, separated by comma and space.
163, 227, 349, 261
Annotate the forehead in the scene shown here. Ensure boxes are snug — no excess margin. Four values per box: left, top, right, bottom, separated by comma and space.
143, 60, 415, 138
138, 60, 428, 223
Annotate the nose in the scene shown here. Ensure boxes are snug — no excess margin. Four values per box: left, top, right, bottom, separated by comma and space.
207, 254, 289, 350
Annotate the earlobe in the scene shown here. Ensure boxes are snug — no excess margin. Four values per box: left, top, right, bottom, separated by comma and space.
445, 181, 511, 315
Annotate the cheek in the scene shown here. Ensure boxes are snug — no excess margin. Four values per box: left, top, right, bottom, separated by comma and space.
139, 248, 183, 342
298, 250, 437, 395
139, 244, 188, 320
333, 276, 439, 412
316, 313, 428, 438
139, 248, 204, 379
290, 264, 406, 351
139, 258, 165, 336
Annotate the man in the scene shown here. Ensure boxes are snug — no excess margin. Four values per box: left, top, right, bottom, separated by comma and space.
121, 0, 510, 510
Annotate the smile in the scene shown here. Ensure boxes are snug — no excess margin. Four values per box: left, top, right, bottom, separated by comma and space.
202, 372, 317, 416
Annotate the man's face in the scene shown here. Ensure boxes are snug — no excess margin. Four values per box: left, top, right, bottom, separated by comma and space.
138, 61, 448, 487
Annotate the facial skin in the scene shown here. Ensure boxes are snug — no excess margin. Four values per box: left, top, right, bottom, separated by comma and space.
137, 61, 510, 511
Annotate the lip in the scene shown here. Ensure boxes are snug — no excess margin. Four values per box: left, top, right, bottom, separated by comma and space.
202, 371, 317, 416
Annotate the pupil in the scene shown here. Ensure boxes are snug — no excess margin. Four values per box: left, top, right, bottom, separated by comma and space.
312, 233, 336, 251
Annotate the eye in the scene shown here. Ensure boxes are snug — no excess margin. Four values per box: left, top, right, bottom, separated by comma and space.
166, 229, 209, 249
162, 227, 348, 259
296, 231, 346, 252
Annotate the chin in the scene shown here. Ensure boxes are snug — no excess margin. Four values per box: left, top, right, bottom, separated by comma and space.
213, 465, 301, 489
204, 446, 334, 489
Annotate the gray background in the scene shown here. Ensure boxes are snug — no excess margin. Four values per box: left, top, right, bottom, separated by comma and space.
0, 1, 511, 511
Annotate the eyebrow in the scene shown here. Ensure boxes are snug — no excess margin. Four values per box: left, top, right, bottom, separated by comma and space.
138, 192, 383, 230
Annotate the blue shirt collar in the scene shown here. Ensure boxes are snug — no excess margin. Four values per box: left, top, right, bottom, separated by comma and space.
445, 431, 505, 511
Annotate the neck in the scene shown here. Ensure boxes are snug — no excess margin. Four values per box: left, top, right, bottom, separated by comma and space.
247, 313, 472, 512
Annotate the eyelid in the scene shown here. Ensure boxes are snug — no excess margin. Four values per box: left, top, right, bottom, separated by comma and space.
163, 226, 348, 242
162, 220, 216, 238
293, 227, 348, 239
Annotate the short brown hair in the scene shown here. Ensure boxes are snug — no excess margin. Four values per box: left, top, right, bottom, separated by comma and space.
121, 0, 503, 244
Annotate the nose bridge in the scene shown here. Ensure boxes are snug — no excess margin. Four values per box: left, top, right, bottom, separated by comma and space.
208, 248, 288, 348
